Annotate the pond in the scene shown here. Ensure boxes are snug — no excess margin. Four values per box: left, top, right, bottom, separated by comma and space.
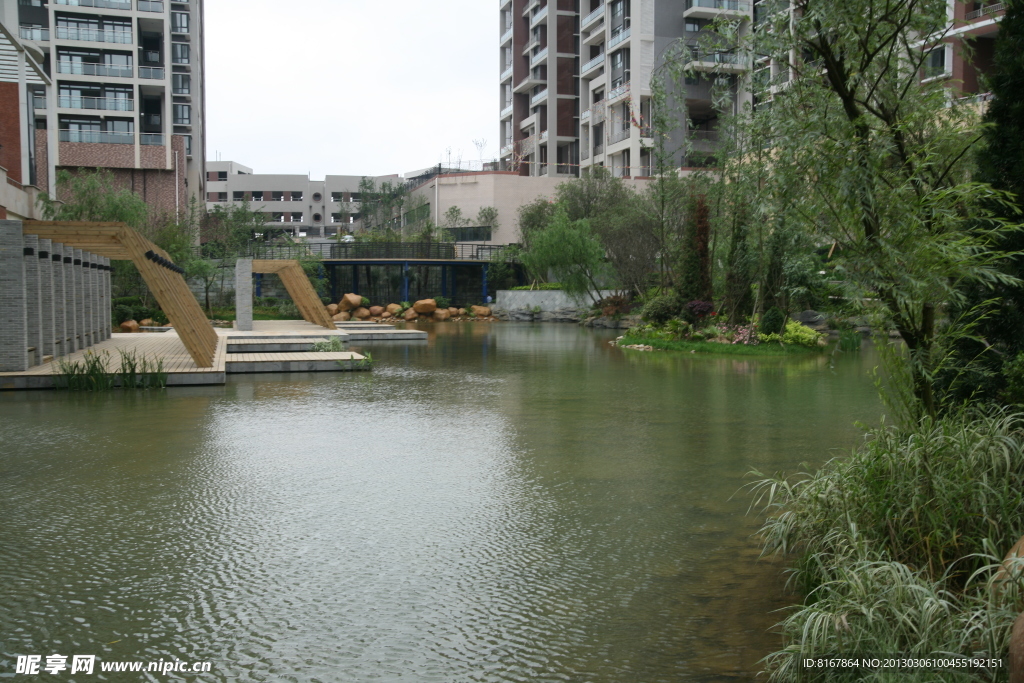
0, 323, 882, 682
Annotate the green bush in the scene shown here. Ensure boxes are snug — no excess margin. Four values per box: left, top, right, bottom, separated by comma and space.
277, 300, 300, 318
640, 295, 680, 324
113, 305, 134, 324
760, 307, 786, 335
509, 283, 562, 291
1006, 352, 1024, 405
112, 296, 143, 309
758, 320, 824, 347
434, 296, 451, 309
360, 296, 371, 308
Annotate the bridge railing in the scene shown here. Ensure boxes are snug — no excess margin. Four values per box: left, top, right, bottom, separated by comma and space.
195, 242, 517, 262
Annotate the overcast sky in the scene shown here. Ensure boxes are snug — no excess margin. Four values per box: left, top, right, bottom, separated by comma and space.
204, 0, 496, 179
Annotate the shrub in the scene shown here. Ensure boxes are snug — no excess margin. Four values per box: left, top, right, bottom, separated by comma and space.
510, 283, 562, 291
113, 304, 134, 324
641, 295, 679, 324
760, 306, 786, 335
360, 296, 371, 308
112, 296, 143, 309
1006, 352, 1024, 405
759, 320, 824, 347
277, 300, 300, 318
682, 300, 715, 325
434, 296, 451, 309
665, 318, 691, 340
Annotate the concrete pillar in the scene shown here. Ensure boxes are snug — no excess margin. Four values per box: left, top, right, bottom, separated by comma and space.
235, 258, 254, 331
64, 248, 77, 353
101, 257, 111, 340
83, 252, 95, 348
23, 234, 42, 366
73, 249, 85, 351
51, 243, 67, 357
0, 220, 29, 372
38, 238, 55, 360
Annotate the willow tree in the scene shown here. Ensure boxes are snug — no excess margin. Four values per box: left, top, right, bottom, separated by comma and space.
712, 0, 1018, 419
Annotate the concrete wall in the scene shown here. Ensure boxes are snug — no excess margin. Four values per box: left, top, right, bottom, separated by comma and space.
493, 288, 617, 322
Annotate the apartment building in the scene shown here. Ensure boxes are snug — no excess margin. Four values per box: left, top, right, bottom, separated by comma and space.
7, 0, 205, 214
0, 12, 53, 218
204, 161, 389, 240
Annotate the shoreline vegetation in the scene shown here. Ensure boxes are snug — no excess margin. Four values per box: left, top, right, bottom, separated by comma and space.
617, 333, 824, 355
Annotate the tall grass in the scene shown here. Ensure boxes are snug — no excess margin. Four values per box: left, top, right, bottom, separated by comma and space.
54, 349, 166, 390
312, 336, 346, 352
750, 411, 1024, 681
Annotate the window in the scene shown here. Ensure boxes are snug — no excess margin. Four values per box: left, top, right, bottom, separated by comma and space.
171, 12, 189, 33
172, 74, 190, 94
183, 134, 192, 156
924, 46, 946, 78
233, 191, 244, 201
312, 213, 322, 223
171, 43, 190, 64
685, 21, 701, 32
251, 191, 264, 201
290, 212, 303, 223
312, 192, 322, 202
217, 171, 227, 181
331, 213, 343, 223
291, 191, 303, 201
173, 103, 190, 124
272, 191, 284, 201
331, 192, 344, 202
271, 212, 284, 223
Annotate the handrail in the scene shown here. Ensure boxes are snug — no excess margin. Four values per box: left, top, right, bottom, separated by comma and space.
581, 4, 605, 27
608, 26, 630, 49
193, 242, 519, 262
582, 52, 605, 73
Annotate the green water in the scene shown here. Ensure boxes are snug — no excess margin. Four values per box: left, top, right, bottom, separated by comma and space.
0, 323, 882, 682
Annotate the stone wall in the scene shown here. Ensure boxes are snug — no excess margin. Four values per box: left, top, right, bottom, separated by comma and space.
492, 289, 618, 322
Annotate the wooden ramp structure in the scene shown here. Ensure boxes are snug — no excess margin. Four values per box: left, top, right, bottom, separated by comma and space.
250, 259, 336, 330
24, 221, 219, 368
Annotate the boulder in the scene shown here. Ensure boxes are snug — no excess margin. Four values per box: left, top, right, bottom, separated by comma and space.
381, 311, 393, 319
413, 299, 437, 314
433, 309, 451, 321
369, 306, 384, 317
327, 303, 339, 316
795, 309, 829, 331
353, 307, 371, 320
332, 311, 351, 322
448, 307, 459, 317
386, 303, 402, 314
403, 308, 419, 321
139, 318, 155, 327
458, 308, 467, 316
120, 320, 140, 333
471, 305, 491, 317
339, 293, 362, 311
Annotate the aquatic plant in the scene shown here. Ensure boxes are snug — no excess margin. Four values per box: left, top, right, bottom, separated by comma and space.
313, 337, 346, 352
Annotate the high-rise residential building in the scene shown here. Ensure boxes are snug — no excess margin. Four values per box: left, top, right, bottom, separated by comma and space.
5, 0, 205, 214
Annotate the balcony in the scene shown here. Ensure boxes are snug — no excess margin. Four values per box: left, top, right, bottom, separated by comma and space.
138, 0, 164, 10
139, 67, 164, 79
500, 65, 513, 82
33, 95, 46, 110
965, 2, 1003, 19
581, 4, 605, 29
530, 46, 549, 67
530, 5, 548, 27
684, 48, 747, 73
581, 108, 591, 121
59, 96, 135, 111
539, 130, 548, 142
140, 133, 164, 145
500, 142, 515, 157
531, 88, 548, 105
58, 61, 133, 78
608, 26, 630, 50
513, 74, 545, 93
499, 26, 513, 45
500, 103, 513, 119
499, 0, 511, 7
59, 129, 134, 144
581, 52, 605, 75
56, 0, 132, 9
689, 129, 719, 141
56, 27, 134, 44
609, 81, 630, 101
684, 0, 750, 19
610, 124, 630, 144
19, 27, 50, 41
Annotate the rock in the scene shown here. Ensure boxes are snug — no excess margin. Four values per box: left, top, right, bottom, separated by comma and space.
120, 320, 140, 333
457, 308, 467, 316
1011, 612, 1024, 683
433, 309, 451, 321
339, 293, 362, 311
381, 311, 392, 319
386, 303, 402, 314
794, 309, 829, 331
353, 307, 371, 320
139, 318, 155, 327
509, 310, 535, 322
448, 307, 459, 317
327, 303, 339, 316
471, 305, 491, 317
332, 311, 351, 322
536, 308, 583, 323
413, 299, 437, 314
369, 306, 384, 317
403, 308, 419, 321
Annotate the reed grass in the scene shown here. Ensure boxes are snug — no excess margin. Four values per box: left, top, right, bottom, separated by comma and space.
54, 349, 167, 390
750, 411, 1024, 680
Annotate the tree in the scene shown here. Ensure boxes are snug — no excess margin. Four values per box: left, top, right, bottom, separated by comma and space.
356, 177, 405, 233
677, 194, 713, 304
39, 168, 149, 228
202, 201, 267, 257
706, 0, 1018, 419
520, 206, 609, 305
476, 206, 500, 231
186, 259, 220, 316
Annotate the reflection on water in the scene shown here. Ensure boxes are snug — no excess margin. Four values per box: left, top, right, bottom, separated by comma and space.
0, 323, 881, 681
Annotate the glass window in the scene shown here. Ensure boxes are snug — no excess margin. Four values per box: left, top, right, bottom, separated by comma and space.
172, 74, 190, 94
171, 12, 189, 33
251, 191, 264, 201
173, 103, 191, 124
171, 43, 190, 64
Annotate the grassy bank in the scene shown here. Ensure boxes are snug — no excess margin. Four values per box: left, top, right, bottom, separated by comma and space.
619, 334, 823, 356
